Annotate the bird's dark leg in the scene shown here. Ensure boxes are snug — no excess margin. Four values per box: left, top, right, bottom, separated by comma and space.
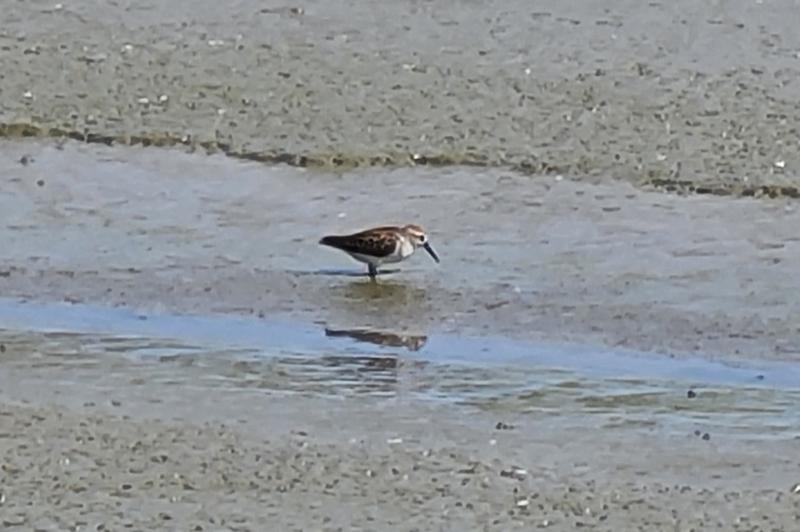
368, 264, 378, 279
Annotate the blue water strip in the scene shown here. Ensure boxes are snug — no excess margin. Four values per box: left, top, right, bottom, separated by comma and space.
0, 298, 797, 389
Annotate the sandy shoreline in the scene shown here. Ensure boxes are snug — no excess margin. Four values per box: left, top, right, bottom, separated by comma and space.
3, 0, 800, 195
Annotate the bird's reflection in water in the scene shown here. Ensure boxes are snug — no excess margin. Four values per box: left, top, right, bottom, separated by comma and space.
277, 326, 427, 396
221, 327, 429, 397
324, 327, 428, 352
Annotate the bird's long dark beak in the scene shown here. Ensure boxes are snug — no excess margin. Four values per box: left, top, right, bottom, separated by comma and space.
423, 242, 440, 263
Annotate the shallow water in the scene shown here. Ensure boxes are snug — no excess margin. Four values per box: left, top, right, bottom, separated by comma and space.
1, 298, 798, 443
0, 298, 796, 388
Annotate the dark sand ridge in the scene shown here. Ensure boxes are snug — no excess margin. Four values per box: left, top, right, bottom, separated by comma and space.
3, 0, 800, 196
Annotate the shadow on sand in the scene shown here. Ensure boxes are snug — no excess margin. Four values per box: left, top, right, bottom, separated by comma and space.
301, 268, 402, 278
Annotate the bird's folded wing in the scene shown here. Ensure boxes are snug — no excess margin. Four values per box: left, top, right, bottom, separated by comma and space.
320, 234, 397, 257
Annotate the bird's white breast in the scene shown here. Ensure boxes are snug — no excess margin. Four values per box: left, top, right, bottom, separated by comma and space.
397, 238, 415, 259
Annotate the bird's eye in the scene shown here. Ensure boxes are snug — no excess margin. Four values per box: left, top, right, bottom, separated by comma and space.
419, 235, 426, 243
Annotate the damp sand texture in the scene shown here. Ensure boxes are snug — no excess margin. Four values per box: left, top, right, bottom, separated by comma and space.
3, 0, 800, 196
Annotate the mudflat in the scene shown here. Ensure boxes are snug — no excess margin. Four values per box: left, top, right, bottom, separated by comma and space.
1, 0, 800, 529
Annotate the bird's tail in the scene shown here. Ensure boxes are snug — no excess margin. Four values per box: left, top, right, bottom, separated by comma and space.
319, 235, 343, 247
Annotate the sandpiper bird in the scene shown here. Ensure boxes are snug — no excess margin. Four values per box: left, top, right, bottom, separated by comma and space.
319, 224, 440, 279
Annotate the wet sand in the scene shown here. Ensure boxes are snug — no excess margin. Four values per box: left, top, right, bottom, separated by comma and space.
3, 401, 798, 531
2, 0, 800, 528
2, 140, 799, 363
3, 0, 800, 195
